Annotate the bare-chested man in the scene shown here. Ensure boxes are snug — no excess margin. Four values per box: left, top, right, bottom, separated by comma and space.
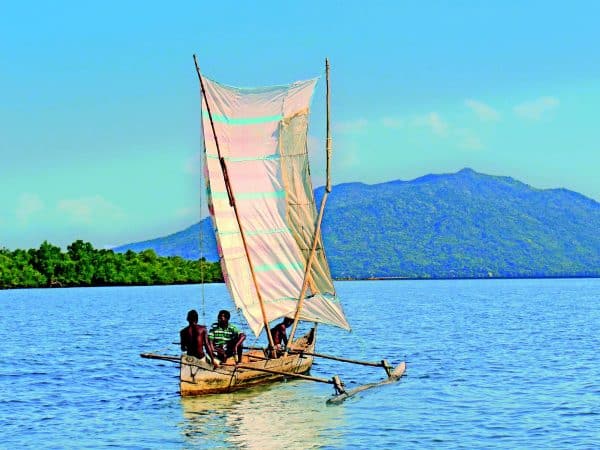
180, 309, 218, 366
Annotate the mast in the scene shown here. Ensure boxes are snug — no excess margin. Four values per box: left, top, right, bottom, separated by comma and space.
287, 58, 333, 345
193, 55, 275, 350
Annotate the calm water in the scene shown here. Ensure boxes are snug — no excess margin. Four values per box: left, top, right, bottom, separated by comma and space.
1, 279, 598, 449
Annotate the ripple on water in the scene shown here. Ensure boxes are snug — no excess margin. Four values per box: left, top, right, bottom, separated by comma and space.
1, 280, 599, 448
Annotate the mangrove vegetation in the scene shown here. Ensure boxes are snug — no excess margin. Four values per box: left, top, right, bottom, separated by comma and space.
0, 240, 223, 290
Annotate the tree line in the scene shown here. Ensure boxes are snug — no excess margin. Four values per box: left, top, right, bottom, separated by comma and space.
0, 240, 223, 289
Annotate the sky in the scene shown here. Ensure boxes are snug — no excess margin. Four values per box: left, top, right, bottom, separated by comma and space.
2, 1, 599, 250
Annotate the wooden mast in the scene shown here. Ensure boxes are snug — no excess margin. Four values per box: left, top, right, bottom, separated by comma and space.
287, 58, 333, 345
193, 55, 275, 350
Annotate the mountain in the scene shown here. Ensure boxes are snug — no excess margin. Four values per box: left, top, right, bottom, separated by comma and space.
113, 169, 600, 279
113, 220, 218, 262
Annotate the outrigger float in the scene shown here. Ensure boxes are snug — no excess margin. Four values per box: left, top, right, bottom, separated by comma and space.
141, 56, 406, 403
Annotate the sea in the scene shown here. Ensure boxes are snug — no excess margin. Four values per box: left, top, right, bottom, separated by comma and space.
1, 278, 598, 449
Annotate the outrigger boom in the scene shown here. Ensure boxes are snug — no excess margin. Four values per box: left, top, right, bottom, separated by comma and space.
289, 349, 395, 372
141, 352, 335, 384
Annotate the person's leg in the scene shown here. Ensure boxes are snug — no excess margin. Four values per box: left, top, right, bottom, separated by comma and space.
214, 346, 227, 362
227, 335, 245, 362
235, 335, 245, 362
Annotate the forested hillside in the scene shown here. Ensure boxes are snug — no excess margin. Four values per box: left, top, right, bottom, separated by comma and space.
115, 169, 600, 279
319, 169, 600, 278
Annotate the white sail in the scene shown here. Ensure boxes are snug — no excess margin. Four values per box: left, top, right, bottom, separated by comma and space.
201, 76, 349, 336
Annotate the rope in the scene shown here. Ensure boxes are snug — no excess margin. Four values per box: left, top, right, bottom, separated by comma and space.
250, 332, 261, 349
154, 345, 174, 355
198, 74, 207, 326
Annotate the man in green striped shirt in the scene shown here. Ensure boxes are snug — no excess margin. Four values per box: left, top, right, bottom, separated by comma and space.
209, 310, 246, 364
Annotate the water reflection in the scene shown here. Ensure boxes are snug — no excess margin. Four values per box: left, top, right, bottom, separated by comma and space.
179, 380, 345, 449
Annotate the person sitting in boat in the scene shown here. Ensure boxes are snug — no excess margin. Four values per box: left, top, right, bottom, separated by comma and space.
270, 317, 294, 356
209, 310, 246, 364
180, 309, 219, 367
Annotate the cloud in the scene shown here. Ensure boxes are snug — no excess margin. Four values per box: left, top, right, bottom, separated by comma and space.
307, 134, 323, 155
465, 99, 500, 122
306, 135, 327, 187
455, 129, 484, 151
16, 193, 44, 224
333, 118, 368, 134
176, 207, 195, 218
338, 147, 360, 169
381, 117, 404, 129
514, 96, 559, 120
57, 196, 125, 225
307, 134, 326, 167
413, 112, 448, 136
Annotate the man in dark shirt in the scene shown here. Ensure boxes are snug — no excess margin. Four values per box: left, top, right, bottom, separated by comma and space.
271, 317, 294, 349
270, 317, 294, 357
180, 309, 217, 366
209, 310, 246, 363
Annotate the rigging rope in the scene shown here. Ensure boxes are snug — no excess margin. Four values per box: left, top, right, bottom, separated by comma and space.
199, 91, 207, 326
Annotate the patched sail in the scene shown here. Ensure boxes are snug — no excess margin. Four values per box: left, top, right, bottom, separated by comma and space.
201, 76, 349, 336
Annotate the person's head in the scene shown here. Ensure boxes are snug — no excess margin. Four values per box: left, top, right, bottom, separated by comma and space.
283, 317, 294, 327
217, 309, 230, 327
186, 309, 199, 324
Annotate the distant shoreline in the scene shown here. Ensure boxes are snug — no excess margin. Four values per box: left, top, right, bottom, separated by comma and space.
341, 275, 600, 281
2, 274, 598, 291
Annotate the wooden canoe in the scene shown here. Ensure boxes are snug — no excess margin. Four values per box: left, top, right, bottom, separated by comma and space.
180, 328, 316, 396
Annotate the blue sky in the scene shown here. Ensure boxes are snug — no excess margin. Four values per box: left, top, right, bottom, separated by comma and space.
2, 1, 599, 250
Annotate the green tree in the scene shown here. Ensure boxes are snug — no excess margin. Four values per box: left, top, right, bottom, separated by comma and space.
67, 240, 95, 285
31, 241, 63, 286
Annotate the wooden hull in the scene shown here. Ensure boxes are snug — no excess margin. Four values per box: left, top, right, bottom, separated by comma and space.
180, 328, 316, 396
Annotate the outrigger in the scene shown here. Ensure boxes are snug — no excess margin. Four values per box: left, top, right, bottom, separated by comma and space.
141, 345, 405, 404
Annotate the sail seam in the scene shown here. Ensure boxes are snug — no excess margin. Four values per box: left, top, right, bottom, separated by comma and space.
217, 228, 291, 237
206, 153, 281, 162
279, 152, 307, 158
202, 111, 282, 125
254, 262, 304, 272
210, 190, 286, 200
262, 294, 342, 305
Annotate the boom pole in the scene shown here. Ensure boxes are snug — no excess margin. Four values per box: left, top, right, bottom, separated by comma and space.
287, 58, 333, 345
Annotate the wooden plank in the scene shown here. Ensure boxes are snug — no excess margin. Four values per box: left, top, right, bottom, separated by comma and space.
140, 353, 180, 363
326, 362, 406, 405
235, 364, 334, 385
290, 350, 386, 368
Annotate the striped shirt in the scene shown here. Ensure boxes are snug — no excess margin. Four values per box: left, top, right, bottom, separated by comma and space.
209, 323, 240, 348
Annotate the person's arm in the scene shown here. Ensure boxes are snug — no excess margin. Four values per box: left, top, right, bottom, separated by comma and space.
194, 327, 203, 355
202, 329, 218, 367
180, 329, 187, 352
281, 327, 288, 347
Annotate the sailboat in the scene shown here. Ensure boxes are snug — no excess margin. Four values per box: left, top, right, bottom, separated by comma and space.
142, 57, 405, 402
